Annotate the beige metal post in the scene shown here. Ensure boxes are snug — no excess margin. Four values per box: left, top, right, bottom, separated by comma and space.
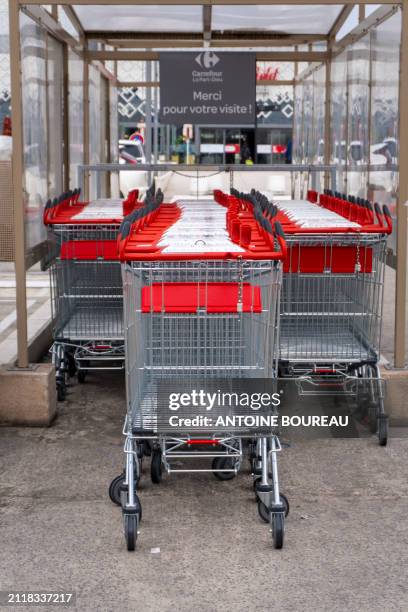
83, 53, 90, 200
62, 44, 70, 192
395, 3, 408, 368
324, 49, 332, 190
9, 0, 29, 368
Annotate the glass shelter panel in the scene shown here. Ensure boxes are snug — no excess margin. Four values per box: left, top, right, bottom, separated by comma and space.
330, 50, 348, 193
369, 10, 400, 235
20, 13, 47, 249
46, 34, 64, 199
347, 34, 370, 198
68, 50, 84, 190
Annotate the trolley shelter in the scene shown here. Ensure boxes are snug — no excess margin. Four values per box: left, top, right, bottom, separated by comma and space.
3, 1, 408, 552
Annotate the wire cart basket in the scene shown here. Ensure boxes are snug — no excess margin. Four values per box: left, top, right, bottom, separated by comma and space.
111, 193, 288, 550
226, 188, 392, 446
44, 188, 140, 400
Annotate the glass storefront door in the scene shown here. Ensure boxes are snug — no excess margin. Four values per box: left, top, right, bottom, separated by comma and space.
256, 127, 292, 164
199, 128, 224, 164
158, 125, 294, 165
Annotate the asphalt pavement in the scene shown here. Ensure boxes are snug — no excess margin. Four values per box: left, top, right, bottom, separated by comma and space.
0, 371, 407, 612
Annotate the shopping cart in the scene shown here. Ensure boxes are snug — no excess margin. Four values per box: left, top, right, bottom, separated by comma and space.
44, 188, 140, 400
225, 187, 392, 445
111, 192, 288, 550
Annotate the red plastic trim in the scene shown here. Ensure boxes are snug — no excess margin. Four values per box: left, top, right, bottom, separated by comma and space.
119, 199, 286, 262
60, 240, 119, 260
186, 439, 220, 445
141, 282, 262, 313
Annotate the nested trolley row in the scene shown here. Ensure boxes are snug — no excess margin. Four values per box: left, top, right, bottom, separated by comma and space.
216, 187, 391, 445
45, 184, 392, 552
44, 187, 142, 399
111, 192, 288, 550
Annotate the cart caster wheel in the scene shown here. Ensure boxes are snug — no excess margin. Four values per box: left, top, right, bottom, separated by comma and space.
124, 513, 138, 551
56, 381, 66, 402
253, 474, 274, 494
378, 415, 388, 447
137, 442, 146, 459
258, 500, 270, 523
77, 370, 87, 384
369, 416, 378, 435
109, 473, 125, 506
271, 512, 284, 549
258, 494, 289, 523
151, 450, 162, 484
143, 440, 152, 457
364, 402, 378, 434
253, 476, 261, 492
67, 355, 77, 378
248, 442, 257, 467
212, 457, 237, 480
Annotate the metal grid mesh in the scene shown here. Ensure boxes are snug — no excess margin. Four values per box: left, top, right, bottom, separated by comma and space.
51, 223, 120, 244
51, 259, 123, 340
123, 259, 282, 433
280, 234, 387, 362
49, 224, 123, 341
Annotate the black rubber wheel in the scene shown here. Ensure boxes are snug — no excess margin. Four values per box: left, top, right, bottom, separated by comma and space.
258, 499, 270, 523
280, 493, 290, 517
109, 473, 125, 506
56, 381, 66, 402
143, 440, 152, 457
253, 476, 261, 492
378, 416, 388, 447
369, 410, 378, 434
253, 474, 274, 494
257, 494, 289, 523
67, 355, 77, 378
248, 441, 257, 469
362, 401, 378, 434
250, 456, 259, 475
77, 370, 87, 384
150, 450, 162, 484
272, 512, 284, 549
124, 514, 137, 551
212, 456, 237, 481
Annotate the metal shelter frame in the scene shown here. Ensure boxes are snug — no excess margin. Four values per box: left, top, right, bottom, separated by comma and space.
7, 0, 408, 372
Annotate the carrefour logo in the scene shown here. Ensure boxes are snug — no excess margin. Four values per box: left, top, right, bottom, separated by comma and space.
195, 51, 220, 69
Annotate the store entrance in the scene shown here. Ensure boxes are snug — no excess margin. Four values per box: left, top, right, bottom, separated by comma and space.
241, 129, 256, 164
225, 128, 255, 164
197, 126, 292, 164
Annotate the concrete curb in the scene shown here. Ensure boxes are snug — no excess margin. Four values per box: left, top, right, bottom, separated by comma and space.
0, 363, 56, 426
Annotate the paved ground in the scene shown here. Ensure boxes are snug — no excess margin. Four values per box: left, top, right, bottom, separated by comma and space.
1, 371, 407, 612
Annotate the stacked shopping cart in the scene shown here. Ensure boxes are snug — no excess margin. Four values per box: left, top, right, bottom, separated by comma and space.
111, 190, 288, 550
45, 183, 392, 552
217, 187, 392, 445
44, 187, 142, 400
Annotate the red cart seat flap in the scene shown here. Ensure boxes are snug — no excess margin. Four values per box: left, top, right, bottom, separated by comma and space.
141, 282, 262, 313
60, 240, 119, 260
283, 245, 373, 273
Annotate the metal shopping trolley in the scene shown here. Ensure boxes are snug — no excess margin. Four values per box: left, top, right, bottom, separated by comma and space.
228, 187, 392, 445
44, 188, 141, 399
111, 192, 288, 550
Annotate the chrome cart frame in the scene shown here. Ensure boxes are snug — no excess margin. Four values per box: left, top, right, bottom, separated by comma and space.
48, 222, 125, 399
115, 252, 287, 549
279, 232, 389, 444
